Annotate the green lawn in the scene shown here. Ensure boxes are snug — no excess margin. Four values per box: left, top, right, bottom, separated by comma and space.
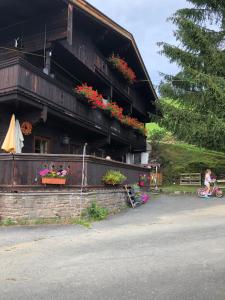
162, 185, 198, 193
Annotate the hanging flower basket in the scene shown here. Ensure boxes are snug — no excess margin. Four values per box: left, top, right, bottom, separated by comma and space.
41, 177, 66, 185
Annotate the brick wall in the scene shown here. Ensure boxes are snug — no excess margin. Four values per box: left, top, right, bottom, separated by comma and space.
0, 189, 127, 220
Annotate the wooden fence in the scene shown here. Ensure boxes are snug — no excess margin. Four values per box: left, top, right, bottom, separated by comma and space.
180, 173, 201, 186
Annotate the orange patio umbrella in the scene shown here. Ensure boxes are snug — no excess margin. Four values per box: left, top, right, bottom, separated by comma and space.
1, 114, 16, 153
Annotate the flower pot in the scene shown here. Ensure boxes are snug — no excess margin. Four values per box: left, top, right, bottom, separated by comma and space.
41, 177, 66, 185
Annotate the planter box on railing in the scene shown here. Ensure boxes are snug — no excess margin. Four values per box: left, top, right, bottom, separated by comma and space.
41, 177, 66, 185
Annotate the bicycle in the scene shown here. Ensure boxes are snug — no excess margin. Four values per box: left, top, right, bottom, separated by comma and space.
197, 180, 223, 198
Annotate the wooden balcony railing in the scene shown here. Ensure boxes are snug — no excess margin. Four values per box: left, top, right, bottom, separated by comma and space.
0, 58, 146, 148
0, 153, 151, 191
94, 53, 146, 115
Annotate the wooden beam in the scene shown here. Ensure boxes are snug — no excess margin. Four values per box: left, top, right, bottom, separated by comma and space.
43, 50, 52, 75
67, 3, 73, 46
40, 105, 48, 123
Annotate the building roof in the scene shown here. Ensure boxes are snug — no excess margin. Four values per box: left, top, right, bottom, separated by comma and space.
69, 0, 157, 100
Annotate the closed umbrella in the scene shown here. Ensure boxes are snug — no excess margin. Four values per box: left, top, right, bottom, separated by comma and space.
1, 115, 24, 153
1, 114, 16, 153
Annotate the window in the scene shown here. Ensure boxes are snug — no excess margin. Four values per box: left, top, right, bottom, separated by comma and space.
34, 136, 50, 153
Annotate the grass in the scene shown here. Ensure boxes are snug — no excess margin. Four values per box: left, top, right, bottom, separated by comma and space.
156, 143, 225, 183
0, 217, 91, 228
73, 218, 91, 228
160, 143, 225, 162
162, 185, 198, 193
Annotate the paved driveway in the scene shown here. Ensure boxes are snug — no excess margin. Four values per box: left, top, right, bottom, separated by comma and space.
1, 195, 225, 300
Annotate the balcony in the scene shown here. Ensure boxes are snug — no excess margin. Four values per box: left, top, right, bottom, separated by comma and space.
0, 153, 151, 191
59, 41, 147, 116
0, 58, 146, 149
94, 53, 147, 116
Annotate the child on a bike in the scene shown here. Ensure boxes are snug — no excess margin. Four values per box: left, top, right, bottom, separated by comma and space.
204, 169, 212, 197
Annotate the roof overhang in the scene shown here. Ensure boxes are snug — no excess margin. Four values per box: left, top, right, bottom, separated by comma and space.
68, 0, 158, 100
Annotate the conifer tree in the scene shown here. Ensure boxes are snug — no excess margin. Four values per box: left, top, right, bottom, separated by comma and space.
158, 0, 225, 151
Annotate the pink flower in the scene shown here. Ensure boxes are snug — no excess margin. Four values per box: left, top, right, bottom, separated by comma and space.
61, 170, 67, 176
141, 194, 150, 203
39, 169, 50, 177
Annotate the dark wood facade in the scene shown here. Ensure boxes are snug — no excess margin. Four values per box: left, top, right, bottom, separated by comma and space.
0, 0, 155, 160
0, 0, 156, 188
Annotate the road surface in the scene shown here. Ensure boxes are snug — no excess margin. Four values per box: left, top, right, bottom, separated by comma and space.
1, 195, 225, 300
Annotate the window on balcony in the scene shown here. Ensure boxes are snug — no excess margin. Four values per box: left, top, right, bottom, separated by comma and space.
34, 136, 50, 153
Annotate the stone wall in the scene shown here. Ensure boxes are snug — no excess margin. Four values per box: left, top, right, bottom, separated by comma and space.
0, 189, 127, 221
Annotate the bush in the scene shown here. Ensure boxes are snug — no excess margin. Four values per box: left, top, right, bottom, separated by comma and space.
86, 202, 108, 221
163, 164, 186, 184
148, 127, 167, 144
186, 161, 208, 173
102, 170, 127, 185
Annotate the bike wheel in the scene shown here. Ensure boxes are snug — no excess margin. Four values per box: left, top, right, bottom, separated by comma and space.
216, 190, 223, 198
197, 188, 206, 197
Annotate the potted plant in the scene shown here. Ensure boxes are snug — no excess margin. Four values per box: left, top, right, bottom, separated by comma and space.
139, 174, 150, 187
102, 170, 127, 186
39, 166, 69, 185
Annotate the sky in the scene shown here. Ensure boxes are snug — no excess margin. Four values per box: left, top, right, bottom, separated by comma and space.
88, 0, 190, 89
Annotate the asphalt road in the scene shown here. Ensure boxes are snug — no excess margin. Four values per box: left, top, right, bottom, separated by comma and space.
1, 195, 225, 300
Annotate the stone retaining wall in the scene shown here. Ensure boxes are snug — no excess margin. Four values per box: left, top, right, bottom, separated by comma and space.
0, 189, 127, 221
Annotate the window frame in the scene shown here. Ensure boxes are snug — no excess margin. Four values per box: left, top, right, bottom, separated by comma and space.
33, 136, 51, 154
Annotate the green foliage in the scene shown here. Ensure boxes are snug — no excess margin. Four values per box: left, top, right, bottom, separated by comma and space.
102, 170, 127, 185
147, 123, 176, 144
1, 218, 16, 226
157, 143, 225, 183
158, 1, 225, 151
86, 202, 108, 221
73, 218, 91, 228
147, 123, 167, 143
162, 185, 197, 193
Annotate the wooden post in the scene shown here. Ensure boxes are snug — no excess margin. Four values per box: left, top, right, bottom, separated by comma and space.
45, 50, 52, 75
67, 4, 73, 46
110, 85, 113, 100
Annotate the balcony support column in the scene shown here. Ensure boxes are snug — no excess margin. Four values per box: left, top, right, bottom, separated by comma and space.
67, 3, 73, 46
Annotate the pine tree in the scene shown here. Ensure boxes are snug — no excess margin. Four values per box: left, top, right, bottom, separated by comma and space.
158, 0, 225, 151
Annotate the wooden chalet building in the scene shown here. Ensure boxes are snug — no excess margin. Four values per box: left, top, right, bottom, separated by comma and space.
0, 0, 157, 190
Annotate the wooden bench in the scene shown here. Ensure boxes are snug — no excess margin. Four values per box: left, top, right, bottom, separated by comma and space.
217, 179, 225, 189
180, 173, 201, 186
